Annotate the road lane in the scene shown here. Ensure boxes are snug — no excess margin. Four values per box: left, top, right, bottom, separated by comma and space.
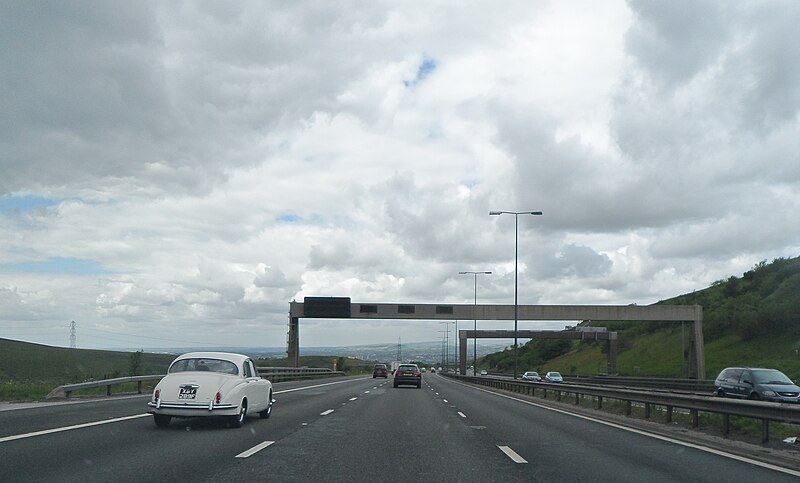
425, 374, 800, 481
0, 376, 375, 482
207, 375, 519, 482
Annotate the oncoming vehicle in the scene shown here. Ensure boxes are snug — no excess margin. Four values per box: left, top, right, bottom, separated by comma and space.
394, 364, 422, 388
480, 369, 488, 376
148, 352, 274, 428
544, 371, 563, 383
522, 371, 542, 382
372, 363, 388, 378
714, 367, 800, 403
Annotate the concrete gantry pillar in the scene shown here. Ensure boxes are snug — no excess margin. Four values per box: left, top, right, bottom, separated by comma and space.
287, 316, 299, 368
459, 333, 468, 375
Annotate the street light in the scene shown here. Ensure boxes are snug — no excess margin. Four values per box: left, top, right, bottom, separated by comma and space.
489, 210, 543, 380
459, 270, 492, 376
439, 321, 454, 371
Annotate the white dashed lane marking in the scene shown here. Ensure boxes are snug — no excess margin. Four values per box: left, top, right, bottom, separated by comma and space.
457, 412, 467, 418
320, 409, 334, 416
236, 441, 275, 458
498, 445, 528, 464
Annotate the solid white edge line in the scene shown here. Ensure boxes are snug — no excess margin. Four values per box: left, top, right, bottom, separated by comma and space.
236, 440, 275, 458
2, 377, 371, 445
320, 409, 334, 416
0, 414, 150, 444
445, 378, 800, 478
498, 445, 528, 464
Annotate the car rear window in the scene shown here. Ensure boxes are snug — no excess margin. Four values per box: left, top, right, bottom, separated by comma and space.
169, 358, 239, 375
374, 364, 386, 369
397, 365, 418, 372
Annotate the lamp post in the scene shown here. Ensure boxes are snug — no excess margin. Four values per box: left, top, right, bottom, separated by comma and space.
459, 270, 492, 376
489, 210, 542, 379
439, 321, 454, 371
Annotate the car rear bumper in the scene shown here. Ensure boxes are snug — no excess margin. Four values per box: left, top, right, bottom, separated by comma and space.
394, 377, 421, 386
147, 400, 238, 417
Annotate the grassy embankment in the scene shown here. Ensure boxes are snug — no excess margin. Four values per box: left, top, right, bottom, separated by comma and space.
0, 338, 174, 401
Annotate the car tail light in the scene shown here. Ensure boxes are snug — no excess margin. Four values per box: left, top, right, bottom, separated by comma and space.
215, 391, 221, 403
154, 389, 160, 400
414, 372, 421, 377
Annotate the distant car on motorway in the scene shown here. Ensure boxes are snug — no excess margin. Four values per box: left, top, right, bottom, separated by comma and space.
373, 363, 388, 378
430, 367, 436, 373
148, 352, 273, 428
480, 369, 488, 376
544, 371, 563, 383
714, 367, 800, 403
421, 367, 426, 373
522, 371, 542, 382
394, 364, 422, 388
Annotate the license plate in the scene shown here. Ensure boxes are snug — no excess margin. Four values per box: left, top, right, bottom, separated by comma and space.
403, 373, 413, 376
178, 387, 197, 399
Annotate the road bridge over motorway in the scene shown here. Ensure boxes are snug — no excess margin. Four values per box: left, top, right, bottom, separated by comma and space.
288, 298, 706, 378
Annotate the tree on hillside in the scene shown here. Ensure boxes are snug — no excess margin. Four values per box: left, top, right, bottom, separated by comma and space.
128, 350, 143, 376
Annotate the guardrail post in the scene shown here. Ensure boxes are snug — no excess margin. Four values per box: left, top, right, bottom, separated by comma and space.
106, 385, 112, 396
556, 390, 561, 402
575, 393, 580, 405
137, 381, 143, 394
625, 400, 631, 416
666, 405, 672, 423
66, 390, 72, 399
691, 409, 699, 428
761, 420, 769, 444
644, 403, 651, 419
722, 414, 729, 435
597, 395, 603, 410
543, 388, 548, 399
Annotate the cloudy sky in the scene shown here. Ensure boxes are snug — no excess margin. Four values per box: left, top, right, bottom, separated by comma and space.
1, 1, 798, 351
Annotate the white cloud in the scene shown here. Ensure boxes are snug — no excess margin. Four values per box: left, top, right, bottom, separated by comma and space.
1, 1, 798, 350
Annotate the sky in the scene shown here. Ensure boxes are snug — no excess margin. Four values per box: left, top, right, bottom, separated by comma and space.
1, 1, 799, 351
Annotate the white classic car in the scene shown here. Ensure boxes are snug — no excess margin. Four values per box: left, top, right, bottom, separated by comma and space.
148, 352, 274, 428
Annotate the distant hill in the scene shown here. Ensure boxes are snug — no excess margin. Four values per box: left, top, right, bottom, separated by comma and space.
0, 339, 175, 383
480, 256, 800, 379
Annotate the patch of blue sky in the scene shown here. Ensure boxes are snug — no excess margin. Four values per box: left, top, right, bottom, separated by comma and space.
0, 195, 58, 213
462, 179, 480, 188
278, 214, 300, 222
0, 257, 111, 275
404, 57, 437, 88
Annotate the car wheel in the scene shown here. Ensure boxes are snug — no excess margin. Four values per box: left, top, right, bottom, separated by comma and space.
417, 383, 421, 388
393, 382, 398, 388
748, 392, 761, 400
153, 414, 171, 428
259, 392, 273, 419
230, 400, 247, 428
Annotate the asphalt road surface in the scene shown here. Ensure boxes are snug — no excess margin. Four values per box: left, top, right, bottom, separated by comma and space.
1, 374, 798, 482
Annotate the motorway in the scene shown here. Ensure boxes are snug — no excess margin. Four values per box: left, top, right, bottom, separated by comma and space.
1, 374, 798, 482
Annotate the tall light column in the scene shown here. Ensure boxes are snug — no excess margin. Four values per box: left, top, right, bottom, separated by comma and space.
459, 271, 492, 375
489, 210, 543, 379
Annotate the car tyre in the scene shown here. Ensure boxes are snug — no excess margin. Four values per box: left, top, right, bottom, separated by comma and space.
393, 382, 398, 388
153, 414, 171, 428
748, 392, 761, 401
417, 383, 421, 389
230, 400, 247, 428
259, 393, 273, 419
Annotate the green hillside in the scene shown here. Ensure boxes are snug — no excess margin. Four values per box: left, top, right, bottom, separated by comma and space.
480, 256, 800, 379
0, 338, 175, 383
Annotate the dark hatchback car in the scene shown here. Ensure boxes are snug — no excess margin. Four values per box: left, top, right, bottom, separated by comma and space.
372, 364, 388, 378
393, 364, 422, 388
714, 367, 800, 403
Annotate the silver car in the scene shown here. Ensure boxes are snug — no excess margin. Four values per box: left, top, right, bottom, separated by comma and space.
544, 371, 563, 383
714, 367, 800, 403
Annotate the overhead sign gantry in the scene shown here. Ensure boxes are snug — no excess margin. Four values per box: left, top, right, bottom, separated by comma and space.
287, 297, 705, 378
